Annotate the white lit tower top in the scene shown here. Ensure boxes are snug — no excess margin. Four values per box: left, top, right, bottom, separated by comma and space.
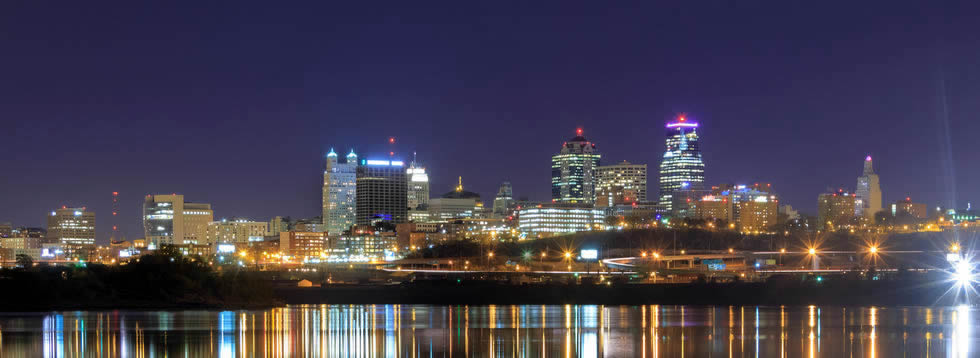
659, 114, 705, 213
406, 152, 430, 209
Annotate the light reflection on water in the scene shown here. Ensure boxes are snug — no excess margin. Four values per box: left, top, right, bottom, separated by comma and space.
0, 304, 977, 357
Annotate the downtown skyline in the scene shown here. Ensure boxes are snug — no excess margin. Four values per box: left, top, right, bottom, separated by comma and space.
3, 2, 980, 241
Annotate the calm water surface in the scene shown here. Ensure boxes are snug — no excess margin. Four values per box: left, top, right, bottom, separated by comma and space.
0, 304, 975, 357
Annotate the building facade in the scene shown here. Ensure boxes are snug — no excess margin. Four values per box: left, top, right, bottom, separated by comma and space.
492, 181, 514, 217
517, 204, 605, 236
659, 115, 705, 213
817, 190, 857, 230
142, 194, 213, 246
406, 162, 430, 210
356, 159, 408, 226
205, 219, 268, 244
46, 207, 96, 246
693, 184, 778, 232
279, 231, 328, 259
323, 148, 358, 236
855, 155, 882, 219
551, 129, 601, 204
597, 161, 647, 207
891, 197, 927, 219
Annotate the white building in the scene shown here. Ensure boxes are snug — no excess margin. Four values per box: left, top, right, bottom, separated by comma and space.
323, 148, 358, 236
407, 163, 430, 210
517, 205, 605, 236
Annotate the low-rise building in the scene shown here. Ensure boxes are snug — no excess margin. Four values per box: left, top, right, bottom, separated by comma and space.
517, 204, 605, 237
279, 231, 328, 259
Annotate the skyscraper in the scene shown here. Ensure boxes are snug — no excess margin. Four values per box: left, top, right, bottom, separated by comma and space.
493, 181, 514, 217
551, 128, 601, 204
855, 155, 882, 219
143, 194, 213, 246
323, 148, 358, 236
356, 159, 408, 225
406, 158, 429, 210
46, 207, 96, 245
659, 114, 705, 213
596, 160, 647, 207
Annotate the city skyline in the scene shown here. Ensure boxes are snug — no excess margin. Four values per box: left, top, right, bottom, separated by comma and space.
4, 2, 980, 241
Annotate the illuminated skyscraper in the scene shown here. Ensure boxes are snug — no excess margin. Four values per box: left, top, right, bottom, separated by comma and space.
493, 181, 514, 216
855, 155, 882, 219
658, 115, 705, 213
551, 128, 601, 204
46, 207, 96, 245
406, 158, 429, 210
597, 160, 647, 207
356, 159, 408, 225
323, 148, 358, 236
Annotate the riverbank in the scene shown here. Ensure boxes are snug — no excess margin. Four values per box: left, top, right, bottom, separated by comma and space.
276, 279, 959, 306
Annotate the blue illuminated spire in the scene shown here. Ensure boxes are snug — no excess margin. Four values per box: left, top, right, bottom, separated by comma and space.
327, 148, 337, 157
347, 149, 358, 159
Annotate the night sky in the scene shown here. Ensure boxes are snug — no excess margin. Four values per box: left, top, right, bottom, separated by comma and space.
3, 2, 980, 243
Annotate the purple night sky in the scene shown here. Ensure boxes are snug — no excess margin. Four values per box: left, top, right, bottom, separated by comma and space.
3, 2, 980, 243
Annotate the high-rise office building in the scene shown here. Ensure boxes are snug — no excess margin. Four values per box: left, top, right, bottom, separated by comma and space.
817, 190, 857, 230
143, 194, 213, 246
597, 161, 647, 207
406, 161, 430, 210
551, 128, 601, 204
46, 207, 96, 245
323, 148, 358, 236
855, 155, 882, 219
493, 181, 514, 217
659, 115, 705, 213
356, 159, 408, 225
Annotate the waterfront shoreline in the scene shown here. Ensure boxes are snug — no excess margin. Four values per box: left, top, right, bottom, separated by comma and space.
275, 280, 957, 307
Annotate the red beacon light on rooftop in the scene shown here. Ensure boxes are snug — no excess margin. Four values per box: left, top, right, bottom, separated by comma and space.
576, 128, 583, 136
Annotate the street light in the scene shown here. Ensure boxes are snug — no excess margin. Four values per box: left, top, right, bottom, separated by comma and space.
808, 248, 817, 255
951, 243, 961, 253
869, 246, 878, 254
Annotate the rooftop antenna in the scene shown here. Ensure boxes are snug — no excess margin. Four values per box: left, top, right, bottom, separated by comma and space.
111, 191, 120, 242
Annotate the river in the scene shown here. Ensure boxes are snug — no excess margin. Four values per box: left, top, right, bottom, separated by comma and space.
0, 304, 974, 357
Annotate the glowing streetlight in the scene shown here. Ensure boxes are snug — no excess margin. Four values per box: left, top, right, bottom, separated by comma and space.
808, 248, 817, 255
728, 248, 734, 254
564, 252, 572, 259
641, 251, 647, 257
653, 252, 660, 259
869, 246, 878, 254
488, 252, 494, 257
780, 248, 786, 254
951, 244, 961, 253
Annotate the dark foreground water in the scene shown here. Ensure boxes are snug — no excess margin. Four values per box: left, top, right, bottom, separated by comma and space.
0, 305, 976, 357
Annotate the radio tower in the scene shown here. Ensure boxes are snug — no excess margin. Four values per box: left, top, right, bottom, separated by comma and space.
110, 191, 120, 243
